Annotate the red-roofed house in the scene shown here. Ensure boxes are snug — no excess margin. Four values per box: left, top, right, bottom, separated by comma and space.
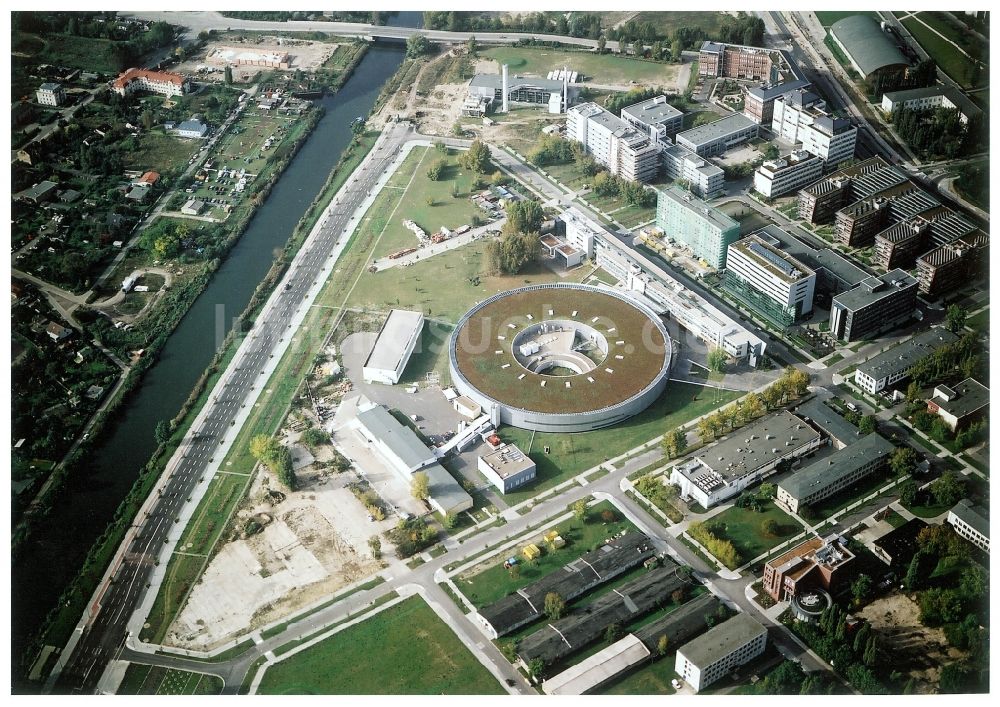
137, 171, 160, 185
112, 68, 190, 98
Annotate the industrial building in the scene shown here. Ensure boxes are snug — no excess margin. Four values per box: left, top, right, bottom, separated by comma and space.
762, 535, 855, 602
771, 90, 857, 166
927, 378, 989, 432
361, 309, 424, 385
674, 613, 768, 693
566, 102, 660, 183
655, 185, 741, 269
723, 233, 817, 326
112, 67, 191, 97
352, 401, 472, 516
542, 634, 650, 695
916, 232, 989, 297
660, 143, 725, 199
776, 433, 895, 514
36, 82, 65, 107
477, 444, 536, 494
594, 235, 766, 365
854, 328, 959, 394
517, 564, 685, 668
828, 15, 910, 81
475, 532, 656, 639
828, 269, 918, 342
753, 150, 824, 199
620, 94, 685, 143
881, 85, 983, 124
675, 113, 759, 158
947, 499, 989, 553
670, 411, 823, 509
467, 65, 574, 115
634, 593, 722, 651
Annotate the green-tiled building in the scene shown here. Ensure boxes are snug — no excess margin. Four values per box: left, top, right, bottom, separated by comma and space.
655, 185, 740, 269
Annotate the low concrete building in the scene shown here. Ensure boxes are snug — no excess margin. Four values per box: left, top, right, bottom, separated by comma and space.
20, 180, 59, 204
881, 85, 982, 125
181, 199, 205, 215
792, 398, 862, 449
477, 443, 536, 494
762, 534, 855, 601
854, 328, 959, 395
361, 309, 424, 385
947, 499, 989, 553
675, 113, 759, 158
776, 433, 894, 514
674, 612, 767, 692
173, 118, 209, 139
927, 378, 989, 432
670, 411, 823, 509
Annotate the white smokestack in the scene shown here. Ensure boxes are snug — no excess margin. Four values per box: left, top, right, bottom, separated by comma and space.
562, 65, 568, 112
501, 64, 509, 113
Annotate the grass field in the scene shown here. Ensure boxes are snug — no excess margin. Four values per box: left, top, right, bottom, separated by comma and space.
123, 131, 199, 176
16, 32, 133, 73
814, 11, 881, 28
966, 307, 989, 334
706, 502, 804, 563
481, 46, 681, 88
901, 14, 986, 89
256, 596, 504, 694
117, 664, 224, 695
497, 382, 741, 505
457, 499, 636, 607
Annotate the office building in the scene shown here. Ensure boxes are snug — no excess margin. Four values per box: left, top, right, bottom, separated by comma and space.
834, 183, 940, 248
776, 433, 894, 514
478, 444, 536, 494
751, 225, 867, 300
829, 15, 909, 81
792, 398, 863, 449
947, 499, 989, 553
753, 150, 824, 199
566, 102, 660, 183
362, 309, 424, 385
36, 82, 65, 106
927, 378, 989, 432
675, 113, 759, 158
674, 613, 768, 692
621, 94, 684, 143
744, 78, 811, 124
699, 41, 803, 85
916, 232, 989, 297
655, 185, 740, 268
881, 85, 982, 124
112, 68, 191, 97
828, 269, 918, 342
670, 411, 822, 509
660, 143, 725, 199
797, 157, 906, 223
854, 328, 959, 394
724, 234, 816, 326
762, 535, 855, 601
771, 89, 857, 166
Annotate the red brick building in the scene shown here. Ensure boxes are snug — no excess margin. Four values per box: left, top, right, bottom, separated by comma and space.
762, 535, 855, 602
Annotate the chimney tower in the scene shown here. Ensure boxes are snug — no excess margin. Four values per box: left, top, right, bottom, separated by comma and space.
501, 63, 509, 113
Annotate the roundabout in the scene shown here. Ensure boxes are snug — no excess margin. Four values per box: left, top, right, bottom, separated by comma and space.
449, 283, 673, 432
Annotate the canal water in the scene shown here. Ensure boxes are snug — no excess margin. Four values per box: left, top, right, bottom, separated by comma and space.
13, 12, 422, 668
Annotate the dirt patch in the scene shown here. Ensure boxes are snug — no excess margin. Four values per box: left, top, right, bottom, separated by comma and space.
858, 592, 968, 693
174, 37, 338, 81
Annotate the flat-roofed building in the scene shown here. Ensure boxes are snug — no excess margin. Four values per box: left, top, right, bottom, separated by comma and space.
872, 518, 928, 567
660, 144, 725, 199
927, 378, 989, 432
744, 78, 811, 124
828, 269, 918, 342
468, 72, 576, 112
36, 82, 65, 106
792, 398, 862, 449
947, 499, 989, 553
566, 102, 660, 183
776, 433, 894, 514
916, 232, 989, 297
674, 613, 768, 692
676, 113, 759, 158
621, 94, 684, 143
881, 85, 983, 124
754, 150, 823, 199
724, 234, 816, 326
362, 309, 424, 385
655, 185, 740, 269
751, 225, 868, 299
771, 90, 857, 167
670, 411, 823, 508
762, 535, 855, 601
854, 328, 959, 394
478, 443, 536, 494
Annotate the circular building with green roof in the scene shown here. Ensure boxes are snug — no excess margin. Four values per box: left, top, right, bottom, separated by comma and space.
449, 283, 672, 432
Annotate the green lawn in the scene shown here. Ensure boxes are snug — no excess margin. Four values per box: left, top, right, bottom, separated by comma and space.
598, 654, 679, 695
117, 664, 224, 695
684, 111, 721, 129
810, 469, 895, 519
541, 160, 592, 190
883, 508, 908, 528
124, 131, 199, 176
706, 502, 804, 563
256, 596, 504, 694
497, 382, 741, 505
901, 14, 986, 89
457, 499, 636, 608
18, 32, 133, 72
904, 499, 953, 519
966, 308, 989, 334
814, 11, 881, 28
481, 46, 682, 87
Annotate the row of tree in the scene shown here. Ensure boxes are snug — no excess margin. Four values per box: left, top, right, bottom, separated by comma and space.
891, 105, 985, 160
422, 11, 604, 40
907, 331, 980, 387
485, 197, 543, 276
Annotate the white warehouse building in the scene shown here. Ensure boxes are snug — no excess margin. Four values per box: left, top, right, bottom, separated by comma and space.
362, 309, 424, 385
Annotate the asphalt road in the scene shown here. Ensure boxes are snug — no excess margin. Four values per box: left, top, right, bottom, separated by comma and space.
48, 120, 417, 694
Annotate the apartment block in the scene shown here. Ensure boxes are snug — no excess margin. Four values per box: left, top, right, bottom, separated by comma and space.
797, 156, 906, 223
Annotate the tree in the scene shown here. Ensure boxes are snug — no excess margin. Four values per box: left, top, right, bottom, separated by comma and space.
458, 139, 492, 174
368, 535, 381, 560
528, 657, 545, 679
405, 33, 431, 58
905, 380, 921, 404
503, 198, 543, 235
544, 592, 566, 620
508, 562, 521, 580
662, 428, 687, 459
601, 509, 616, 523
351, 119, 366, 137
605, 621, 624, 643
761, 518, 780, 537
140, 109, 155, 131
154, 420, 171, 445
467, 35, 478, 56
697, 417, 716, 444
411, 471, 430, 501
762, 384, 783, 410
904, 549, 930, 591
707, 347, 727, 373
946, 304, 968, 333
597, 36, 606, 53
484, 231, 539, 275
898, 479, 919, 507
443, 511, 457, 529
250, 434, 277, 462
858, 415, 877, 435
929, 470, 965, 507
426, 159, 445, 180
301, 427, 329, 449
657, 634, 669, 655
224, 65, 233, 85
851, 574, 873, 607
889, 446, 919, 477
758, 482, 776, 499
572, 499, 588, 522
742, 392, 765, 420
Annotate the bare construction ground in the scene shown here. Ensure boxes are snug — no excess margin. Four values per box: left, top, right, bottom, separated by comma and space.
858, 592, 969, 693
166, 440, 390, 651
174, 37, 339, 81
